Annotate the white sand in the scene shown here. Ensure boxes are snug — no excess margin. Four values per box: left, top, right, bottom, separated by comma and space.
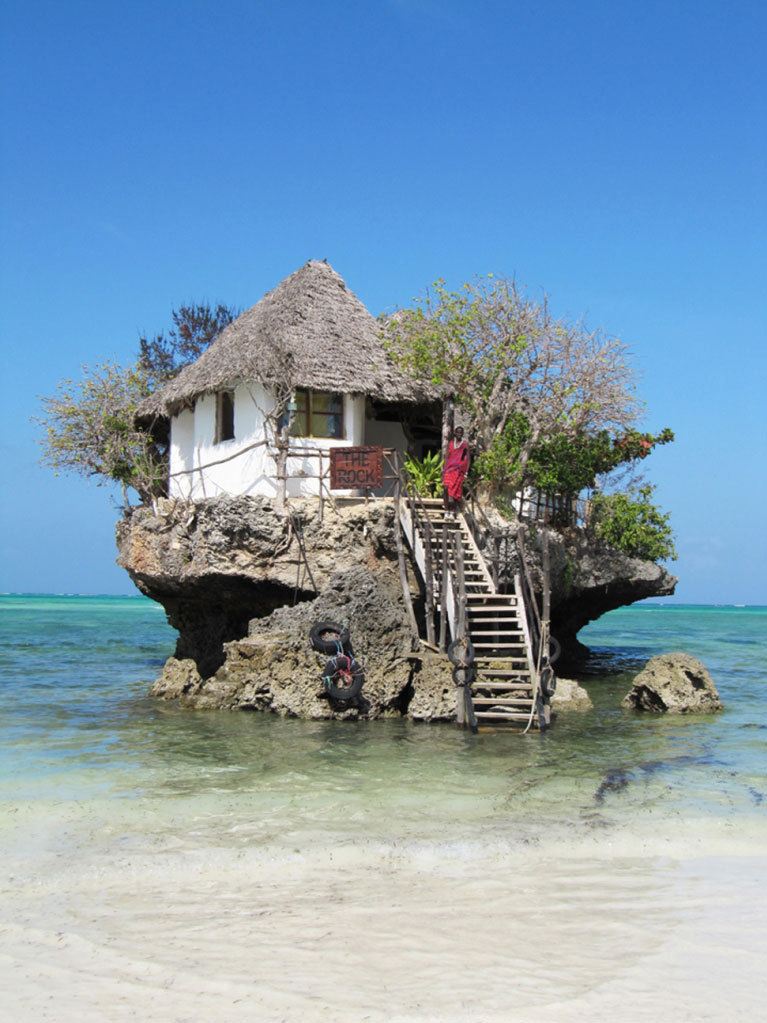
2, 800, 765, 1022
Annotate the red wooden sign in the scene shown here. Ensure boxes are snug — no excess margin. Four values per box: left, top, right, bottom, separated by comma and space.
330, 446, 384, 490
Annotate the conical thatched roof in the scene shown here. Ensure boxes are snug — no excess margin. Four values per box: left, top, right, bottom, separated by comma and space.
138, 260, 431, 419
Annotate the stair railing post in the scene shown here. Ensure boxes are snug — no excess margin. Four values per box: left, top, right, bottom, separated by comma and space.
318, 450, 324, 520
394, 475, 420, 641
453, 526, 468, 641
438, 523, 448, 652
451, 526, 471, 729
453, 526, 465, 727
423, 512, 436, 647
491, 527, 500, 591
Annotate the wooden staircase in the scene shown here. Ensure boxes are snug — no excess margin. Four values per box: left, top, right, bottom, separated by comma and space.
399, 497, 541, 730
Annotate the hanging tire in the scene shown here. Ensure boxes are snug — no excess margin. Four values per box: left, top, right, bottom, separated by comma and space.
452, 664, 476, 687
447, 637, 475, 667
310, 621, 351, 655
548, 635, 561, 665
540, 664, 557, 697
323, 654, 365, 700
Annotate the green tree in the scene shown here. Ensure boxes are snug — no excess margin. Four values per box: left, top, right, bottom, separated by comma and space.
589, 485, 677, 562
35, 361, 163, 505
35, 303, 237, 505
475, 421, 675, 495
138, 303, 238, 390
382, 276, 642, 490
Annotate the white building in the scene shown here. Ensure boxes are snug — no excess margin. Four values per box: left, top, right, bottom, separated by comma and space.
138, 261, 440, 502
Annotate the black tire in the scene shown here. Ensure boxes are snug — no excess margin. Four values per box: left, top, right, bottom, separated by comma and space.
323, 654, 365, 701
447, 637, 475, 667
548, 635, 561, 665
310, 621, 351, 655
540, 665, 557, 697
452, 664, 476, 687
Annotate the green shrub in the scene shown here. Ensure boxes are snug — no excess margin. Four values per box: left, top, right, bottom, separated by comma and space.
589, 485, 677, 562
474, 418, 675, 496
404, 450, 444, 498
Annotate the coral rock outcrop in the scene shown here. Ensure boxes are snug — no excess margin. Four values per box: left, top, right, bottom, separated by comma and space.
116, 495, 677, 718
622, 652, 722, 713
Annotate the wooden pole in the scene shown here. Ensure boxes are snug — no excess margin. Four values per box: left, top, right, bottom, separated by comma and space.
318, 450, 324, 521
456, 536, 468, 728
540, 524, 552, 729
442, 394, 454, 463
452, 528, 469, 727
438, 523, 448, 652
542, 526, 551, 628
423, 519, 436, 647
453, 528, 467, 641
394, 478, 420, 640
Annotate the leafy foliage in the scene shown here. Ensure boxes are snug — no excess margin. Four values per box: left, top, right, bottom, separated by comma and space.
35, 303, 237, 505
382, 275, 641, 487
138, 303, 238, 391
35, 362, 165, 504
404, 450, 444, 497
589, 485, 677, 562
475, 420, 674, 495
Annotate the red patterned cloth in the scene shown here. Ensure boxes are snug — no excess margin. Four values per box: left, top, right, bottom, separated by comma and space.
443, 440, 470, 500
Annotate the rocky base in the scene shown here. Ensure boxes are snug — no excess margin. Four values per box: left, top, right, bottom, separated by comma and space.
522, 527, 678, 661
116, 495, 677, 719
150, 564, 457, 720
622, 652, 722, 713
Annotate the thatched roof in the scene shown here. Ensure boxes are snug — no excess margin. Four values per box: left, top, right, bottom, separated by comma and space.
138, 260, 432, 419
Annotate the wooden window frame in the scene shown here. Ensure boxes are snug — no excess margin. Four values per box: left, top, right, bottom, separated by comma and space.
289, 388, 345, 440
215, 390, 235, 443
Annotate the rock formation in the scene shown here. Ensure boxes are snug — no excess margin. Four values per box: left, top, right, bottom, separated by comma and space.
150, 564, 457, 720
550, 677, 593, 712
520, 526, 677, 659
622, 652, 722, 713
116, 495, 677, 717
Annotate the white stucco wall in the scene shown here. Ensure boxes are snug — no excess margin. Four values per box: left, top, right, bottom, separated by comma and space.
168, 386, 370, 501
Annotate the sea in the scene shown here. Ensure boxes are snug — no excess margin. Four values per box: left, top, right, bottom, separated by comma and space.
0, 595, 765, 1022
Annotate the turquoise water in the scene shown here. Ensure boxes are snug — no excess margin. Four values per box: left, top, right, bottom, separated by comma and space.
1, 596, 764, 821
1, 595, 765, 1021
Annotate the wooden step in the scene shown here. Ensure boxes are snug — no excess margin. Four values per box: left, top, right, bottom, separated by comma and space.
472, 634, 524, 641
466, 602, 518, 610
472, 626, 527, 634
467, 615, 519, 623
475, 668, 531, 677
474, 638, 527, 646
472, 682, 533, 690
473, 711, 533, 721
472, 696, 534, 705
478, 666, 531, 675
466, 601, 519, 609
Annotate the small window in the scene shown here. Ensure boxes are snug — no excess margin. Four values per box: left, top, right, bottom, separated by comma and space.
215, 390, 235, 443
282, 389, 344, 439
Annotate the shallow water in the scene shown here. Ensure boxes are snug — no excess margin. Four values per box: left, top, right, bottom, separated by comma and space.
1, 596, 765, 1020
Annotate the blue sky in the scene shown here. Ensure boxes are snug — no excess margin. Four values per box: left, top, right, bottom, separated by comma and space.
1, 0, 765, 603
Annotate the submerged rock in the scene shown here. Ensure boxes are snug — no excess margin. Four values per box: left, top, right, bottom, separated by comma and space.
550, 677, 593, 712
622, 652, 722, 713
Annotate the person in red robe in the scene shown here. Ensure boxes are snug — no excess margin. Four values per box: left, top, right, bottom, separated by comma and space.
442, 426, 470, 520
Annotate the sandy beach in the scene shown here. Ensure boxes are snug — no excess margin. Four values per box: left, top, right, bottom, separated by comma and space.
2, 598, 765, 1021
